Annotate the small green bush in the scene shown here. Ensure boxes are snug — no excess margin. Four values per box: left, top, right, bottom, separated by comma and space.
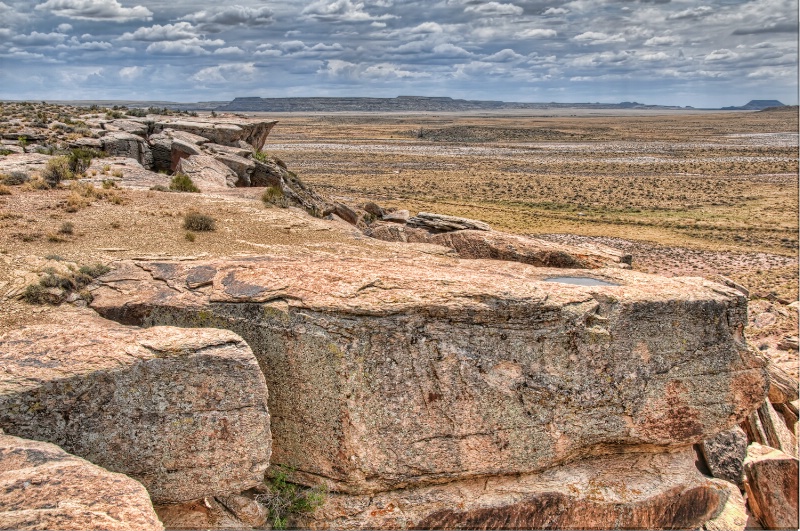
2, 171, 30, 185
256, 467, 326, 530
185, 231, 196, 242
41, 156, 73, 187
67, 148, 99, 174
262, 186, 291, 208
183, 211, 215, 232
169, 173, 200, 193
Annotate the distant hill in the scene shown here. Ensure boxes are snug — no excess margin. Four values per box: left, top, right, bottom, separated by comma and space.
215, 96, 691, 113
721, 100, 785, 110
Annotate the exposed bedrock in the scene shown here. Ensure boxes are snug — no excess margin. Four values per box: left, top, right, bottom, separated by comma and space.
100, 131, 154, 169
151, 119, 277, 151
294, 449, 732, 530
366, 222, 631, 269
0, 317, 272, 504
0, 433, 164, 531
89, 253, 767, 495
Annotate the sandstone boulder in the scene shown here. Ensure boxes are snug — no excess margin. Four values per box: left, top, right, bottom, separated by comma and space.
101, 131, 154, 169
155, 497, 246, 530
295, 449, 730, 530
176, 154, 239, 189
152, 119, 277, 151
86, 157, 171, 190
366, 222, 631, 269
701, 426, 748, 487
381, 209, 410, 223
105, 118, 150, 137
0, 153, 51, 176
90, 254, 766, 495
0, 317, 272, 503
147, 132, 173, 173
743, 443, 799, 530
204, 143, 253, 158
703, 479, 747, 531
406, 211, 491, 232
213, 152, 256, 186
0, 433, 163, 531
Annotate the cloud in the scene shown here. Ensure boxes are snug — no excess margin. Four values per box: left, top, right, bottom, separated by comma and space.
320, 59, 428, 80
12, 31, 67, 46
35, 0, 152, 22
484, 48, 526, 62
464, 2, 524, 16
409, 22, 444, 34
667, 6, 713, 20
644, 35, 680, 46
573, 32, 626, 44
120, 23, 198, 42
732, 22, 799, 35
543, 7, 569, 15
118, 65, 143, 80
516, 28, 557, 38
704, 49, 738, 62
302, 0, 396, 22
56, 23, 73, 32
179, 5, 274, 27
432, 43, 472, 57
145, 37, 225, 55
191, 63, 256, 83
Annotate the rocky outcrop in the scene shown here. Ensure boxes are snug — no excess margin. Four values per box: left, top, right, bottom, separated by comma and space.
215, 152, 256, 186
0, 317, 271, 503
700, 426, 748, 486
176, 154, 239, 190
743, 443, 799, 529
295, 449, 732, 530
0, 153, 52, 176
100, 131, 154, 169
151, 119, 277, 151
155, 497, 251, 530
406, 211, 491, 232
366, 222, 631, 269
86, 157, 171, 190
90, 254, 766, 498
703, 480, 747, 531
0, 433, 163, 531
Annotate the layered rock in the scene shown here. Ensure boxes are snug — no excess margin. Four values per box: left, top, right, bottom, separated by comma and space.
176, 154, 239, 190
90, 253, 766, 496
100, 131, 154, 169
0, 433, 163, 531
366, 222, 631, 269
151, 119, 277, 151
406, 212, 492, 232
294, 449, 733, 530
0, 317, 271, 503
743, 443, 799, 529
86, 157, 171, 190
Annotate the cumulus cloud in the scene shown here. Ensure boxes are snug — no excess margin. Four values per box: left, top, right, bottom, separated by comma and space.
120, 23, 198, 42
644, 35, 680, 46
573, 31, 626, 44
667, 6, 713, 20
484, 48, 526, 62
516, 28, 558, 38
543, 7, 569, 15
12, 31, 67, 46
191, 63, 256, 83
464, 2, 524, 16
118, 65, 143, 80
704, 49, 738, 62
56, 23, 73, 32
179, 5, 274, 27
732, 22, 799, 35
302, 0, 396, 22
320, 59, 428, 80
35, 0, 152, 22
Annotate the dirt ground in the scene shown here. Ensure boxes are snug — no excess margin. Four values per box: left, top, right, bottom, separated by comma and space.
0, 106, 797, 376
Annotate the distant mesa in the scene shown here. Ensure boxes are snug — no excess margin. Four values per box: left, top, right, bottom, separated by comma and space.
721, 100, 785, 110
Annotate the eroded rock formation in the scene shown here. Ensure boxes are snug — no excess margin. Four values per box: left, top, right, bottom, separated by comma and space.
0, 432, 164, 531
0, 317, 272, 503
89, 254, 766, 504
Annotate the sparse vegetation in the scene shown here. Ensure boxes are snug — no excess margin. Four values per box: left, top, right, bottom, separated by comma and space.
183, 211, 215, 231
262, 186, 290, 208
2, 171, 30, 185
41, 156, 73, 187
169, 173, 200, 193
256, 467, 326, 530
185, 231, 196, 242
58, 221, 74, 235
0, 185, 11, 195
21, 262, 111, 305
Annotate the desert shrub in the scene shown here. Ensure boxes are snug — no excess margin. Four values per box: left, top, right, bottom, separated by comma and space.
262, 186, 291, 208
22, 262, 111, 305
185, 231, 196, 242
2, 171, 30, 185
150, 184, 170, 192
67, 148, 99, 174
64, 192, 91, 212
256, 467, 326, 530
41, 156, 73, 187
79, 263, 111, 278
0, 185, 10, 195
125, 108, 147, 117
183, 211, 215, 231
169, 173, 200, 193
0, 148, 12, 156
22, 283, 61, 304
102, 179, 118, 189
58, 221, 74, 234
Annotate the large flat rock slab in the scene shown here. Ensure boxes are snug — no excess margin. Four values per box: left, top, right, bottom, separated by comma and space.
0, 433, 163, 531
152, 119, 277, 151
0, 317, 271, 503
90, 254, 767, 494
295, 448, 731, 530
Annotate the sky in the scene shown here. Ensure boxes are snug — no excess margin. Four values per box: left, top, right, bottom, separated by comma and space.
0, 0, 797, 107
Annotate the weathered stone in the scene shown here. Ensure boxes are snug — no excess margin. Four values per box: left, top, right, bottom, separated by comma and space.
778, 335, 799, 351
213, 152, 256, 186
703, 480, 747, 531
86, 157, 171, 190
147, 132, 173, 172
155, 497, 245, 530
171, 137, 203, 171
701, 426, 748, 486
68, 136, 103, 150
362, 201, 385, 218
0, 433, 163, 531
91, 254, 767, 495
366, 223, 631, 269
406, 211, 491, 232
767, 361, 799, 404
743, 443, 799, 530
106, 119, 150, 137
176, 154, 239, 189
0, 153, 51, 176
294, 449, 728, 530
0, 317, 272, 503
101, 131, 154, 169
217, 493, 268, 527
381, 209, 410, 223
333, 202, 363, 226
251, 158, 290, 187
152, 119, 276, 151
169, 130, 211, 146
743, 398, 798, 456
204, 143, 253, 158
